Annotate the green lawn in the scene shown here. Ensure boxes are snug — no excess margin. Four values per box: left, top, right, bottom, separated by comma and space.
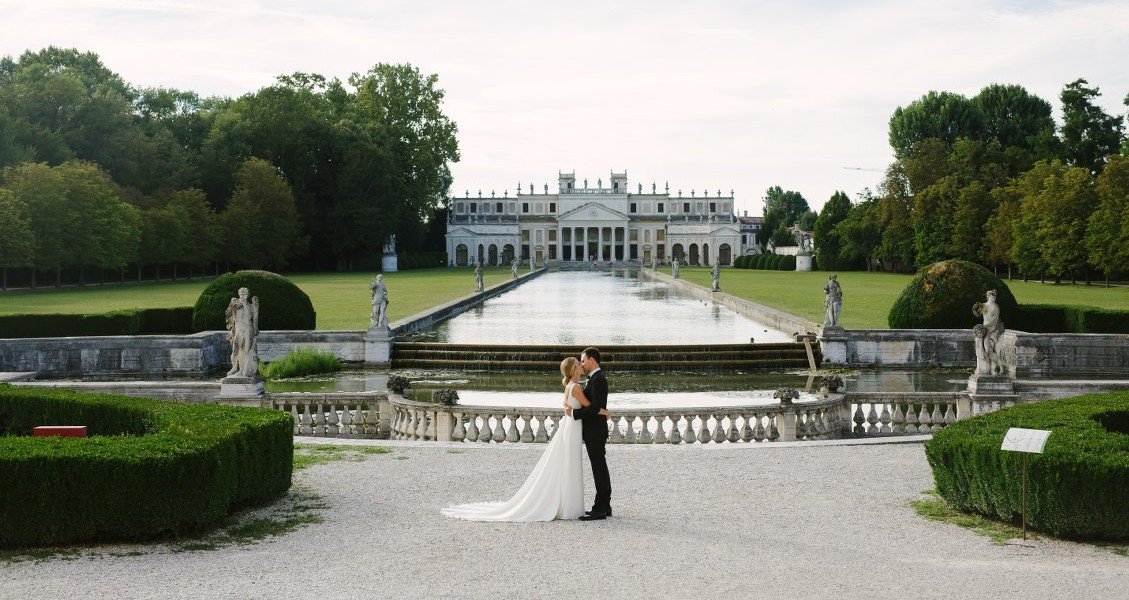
669, 267, 1129, 329
0, 268, 514, 330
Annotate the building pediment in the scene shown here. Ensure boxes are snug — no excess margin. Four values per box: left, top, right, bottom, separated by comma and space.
556, 202, 629, 223
446, 226, 477, 237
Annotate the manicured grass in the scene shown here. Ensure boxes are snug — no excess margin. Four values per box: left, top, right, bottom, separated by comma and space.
0, 268, 514, 331
669, 267, 1129, 329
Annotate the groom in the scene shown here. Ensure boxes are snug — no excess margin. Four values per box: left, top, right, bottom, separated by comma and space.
566, 347, 612, 521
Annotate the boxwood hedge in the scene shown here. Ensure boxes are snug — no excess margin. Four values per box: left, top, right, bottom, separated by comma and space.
889, 260, 1020, 329
1011, 304, 1129, 334
0, 385, 293, 547
0, 307, 196, 338
925, 392, 1129, 540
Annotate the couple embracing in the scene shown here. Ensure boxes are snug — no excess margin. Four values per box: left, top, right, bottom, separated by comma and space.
442, 347, 614, 522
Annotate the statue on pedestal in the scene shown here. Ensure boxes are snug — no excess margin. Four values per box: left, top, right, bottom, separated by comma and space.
474, 262, 484, 292
529, 256, 536, 272
711, 262, 720, 292
225, 287, 260, 378
972, 290, 1004, 375
511, 257, 519, 279
823, 274, 842, 327
369, 274, 389, 329
651, 256, 658, 272
672, 257, 680, 279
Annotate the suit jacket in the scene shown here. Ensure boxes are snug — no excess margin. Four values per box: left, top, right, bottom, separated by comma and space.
573, 369, 609, 443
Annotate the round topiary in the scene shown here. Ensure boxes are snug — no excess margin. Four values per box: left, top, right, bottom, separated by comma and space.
192, 270, 316, 331
925, 392, 1129, 540
888, 260, 1018, 329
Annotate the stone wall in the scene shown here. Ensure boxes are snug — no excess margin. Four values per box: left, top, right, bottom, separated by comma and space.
639, 269, 818, 336
999, 331, 1129, 378
819, 329, 976, 367
258, 331, 365, 363
0, 332, 228, 378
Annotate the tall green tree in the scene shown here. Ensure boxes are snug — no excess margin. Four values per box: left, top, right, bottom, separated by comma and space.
2, 162, 73, 287
972, 84, 1056, 157
1086, 155, 1129, 284
888, 91, 982, 159
222, 158, 307, 270
1011, 160, 1096, 282
759, 186, 810, 246
1060, 79, 1125, 174
0, 188, 35, 289
812, 190, 852, 270
835, 196, 882, 270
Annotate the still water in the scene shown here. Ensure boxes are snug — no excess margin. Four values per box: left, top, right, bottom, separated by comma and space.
407, 270, 793, 344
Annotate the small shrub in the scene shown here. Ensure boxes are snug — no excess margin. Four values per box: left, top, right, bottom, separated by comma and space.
925, 392, 1129, 540
0, 307, 196, 338
261, 348, 342, 380
779, 255, 796, 271
0, 385, 292, 547
192, 270, 315, 332
888, 260, 1019, 329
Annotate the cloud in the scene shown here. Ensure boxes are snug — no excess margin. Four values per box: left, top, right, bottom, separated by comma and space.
2, 0, 1127, 214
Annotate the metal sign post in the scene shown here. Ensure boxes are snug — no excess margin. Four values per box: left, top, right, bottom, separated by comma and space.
1001, 428, 1052, 541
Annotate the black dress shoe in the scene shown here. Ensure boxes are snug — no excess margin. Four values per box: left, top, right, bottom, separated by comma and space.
579, 512, 606, 521
585, 507, 612, 517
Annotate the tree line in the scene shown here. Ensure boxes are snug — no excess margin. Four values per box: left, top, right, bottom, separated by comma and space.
0, 47, 459, 289
806, 81, 1128, 283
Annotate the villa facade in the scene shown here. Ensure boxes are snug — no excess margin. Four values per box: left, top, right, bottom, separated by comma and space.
444, 171, 744, 267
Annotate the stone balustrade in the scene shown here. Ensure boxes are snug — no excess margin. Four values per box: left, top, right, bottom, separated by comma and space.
269, 392, 390, 439
842, 392, 967, 436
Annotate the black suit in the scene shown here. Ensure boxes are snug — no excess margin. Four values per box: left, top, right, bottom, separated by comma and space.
573, 368, 611, 513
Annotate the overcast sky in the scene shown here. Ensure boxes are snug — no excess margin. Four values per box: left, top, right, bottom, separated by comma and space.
2, 0, 1127, 215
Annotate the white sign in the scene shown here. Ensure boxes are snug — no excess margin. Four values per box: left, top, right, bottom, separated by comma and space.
1001, 428, 1051, 454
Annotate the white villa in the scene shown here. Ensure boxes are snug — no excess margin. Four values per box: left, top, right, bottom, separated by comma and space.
444, 171, 745, 267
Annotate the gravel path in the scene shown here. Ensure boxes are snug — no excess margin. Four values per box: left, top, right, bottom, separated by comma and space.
4, 440, 1126, 600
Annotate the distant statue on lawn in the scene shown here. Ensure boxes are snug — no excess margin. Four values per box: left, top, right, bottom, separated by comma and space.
672, 257, 680, 279
972, 290, 1005, 376
225, 287, 260, 378
474, 262, 485, 292
511, 257, 519, 279
369, 274, 389, 329
651, 256, 658, 272
530, 256, 536, 272
711, 262, 721, 292
823, 274, 842, 328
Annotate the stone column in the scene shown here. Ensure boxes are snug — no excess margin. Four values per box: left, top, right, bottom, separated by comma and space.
597, 227, 604, 261
558, 226, 563, 262
583, 227, 589, 261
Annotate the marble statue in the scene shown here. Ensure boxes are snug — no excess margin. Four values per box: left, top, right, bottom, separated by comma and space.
972, 290, 1005, 376
225, 287, 260, 378
672, 257, 680, 279
789, 225, 813, 254
823, 274, 842, 327
711, 262, 720, 292
651, 256, 658, 272
369, 274, 389, 329
530, 256, 536, 272
511, 257, 519, 279
652, 182, 657, 193
474, 262, 484, 292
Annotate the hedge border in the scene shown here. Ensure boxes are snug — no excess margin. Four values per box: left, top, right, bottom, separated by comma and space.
0, 385, 293, 547
1011, 303, 1129, 334
924, 392, 1129, 540
0, 307, 196, 338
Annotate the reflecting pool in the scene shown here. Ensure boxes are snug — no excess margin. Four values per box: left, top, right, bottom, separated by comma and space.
407, 270, 792, 344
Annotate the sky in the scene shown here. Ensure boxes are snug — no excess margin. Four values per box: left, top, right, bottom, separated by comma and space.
2, 0, 1128, 215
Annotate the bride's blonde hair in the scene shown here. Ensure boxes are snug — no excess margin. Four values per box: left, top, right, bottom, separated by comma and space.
560, 357, 579, 387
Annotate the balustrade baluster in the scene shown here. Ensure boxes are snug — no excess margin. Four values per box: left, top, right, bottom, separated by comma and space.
640, 416, 654, 444
417, 409, 430, 440
623, 416, 636, 444
534, 416, 549, 443
290, 404, 300, 435
479, 415, 495, 442
753, 414, 766, 442
865, 403, 879, 436
698, 414, 711, 444
453, 412, 466, 442
878, 403, 892, 435
647, 416, 661, 444
668, 416, 683, 444
520, 416, 534, 443
711, 415, 726, 443
548, 415, 560, 440
314, 404, 327, 437
466, 413, 480, 441
491, 414, 506, 443
506, 415, 520, 443
767, 413, 780, 441
930, 403, 943, 430
609, 416, 624, 443
366, 405, 379, 438
944, 402, 958, 426
917, 405, 932, 434
339, 404, 353, 438
741, 414, 754, 442
904, 403, 919, 434
852, 404, 866, 436
892, 403, 906, 434
682, 415, 696, 444
424, 410, 436, 440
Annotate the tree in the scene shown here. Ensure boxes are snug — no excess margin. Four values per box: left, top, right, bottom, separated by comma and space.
222, 158, 307, 270
165, 188, 222, 275
2, 162, 74, 287
1010, 160, 1095, 282
1086, 155, 1129, 284
984, 184, 1022, 277
836, 197, 881, 270
759, 186, 810, 246
912, 176, 958, 268
0, 188, 35, 289
972, 84, 1056, 157
55, 160, 140, 283
888, 91, 982, 159
813, 191, 852, 270
1060, 79, 1125, 174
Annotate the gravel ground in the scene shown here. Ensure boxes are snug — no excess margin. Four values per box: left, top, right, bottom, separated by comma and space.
4, 440, 1126, 600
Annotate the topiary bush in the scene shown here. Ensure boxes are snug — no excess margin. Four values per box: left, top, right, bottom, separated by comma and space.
925, 392, 1129, 540
192, 270, 315, 332
0, 385, 293, 547
0, 307, 197, 338
888, 260, 1019, 329
779, 255, 797, 271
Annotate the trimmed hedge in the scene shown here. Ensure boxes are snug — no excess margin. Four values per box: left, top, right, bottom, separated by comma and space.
889, 260, 1019, 329
0, 385, 293, 547
394, 252, 447, 270
778, 255, 797, 271
925, 392, 1129, 540
193, 270, 315, 332
1012, 303, 1129, 334
0, 307, 196, 338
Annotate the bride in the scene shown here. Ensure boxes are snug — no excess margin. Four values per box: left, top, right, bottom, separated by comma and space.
441, 357, 607, 522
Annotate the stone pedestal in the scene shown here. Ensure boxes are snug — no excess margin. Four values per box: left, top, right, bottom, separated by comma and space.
218, 375, 264, 401
365, 327, 393, 365
382, 253, 398, 272
795, 254, 813, 271
967, 374, 1019, 416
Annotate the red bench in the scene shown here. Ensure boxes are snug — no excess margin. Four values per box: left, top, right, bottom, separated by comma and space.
33, 426, 88, 438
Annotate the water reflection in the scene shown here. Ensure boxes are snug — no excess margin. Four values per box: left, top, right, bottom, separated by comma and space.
407, 270, 792, 344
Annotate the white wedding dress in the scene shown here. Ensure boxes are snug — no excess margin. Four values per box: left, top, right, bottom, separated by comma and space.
441, 383, 585, 522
